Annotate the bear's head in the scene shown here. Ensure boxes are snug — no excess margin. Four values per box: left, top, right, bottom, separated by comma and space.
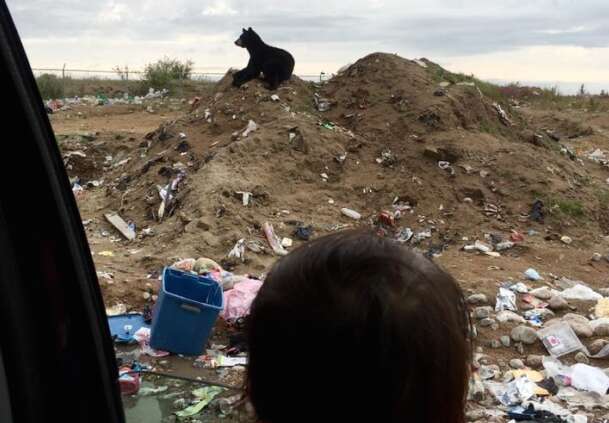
235, 27, 262, 48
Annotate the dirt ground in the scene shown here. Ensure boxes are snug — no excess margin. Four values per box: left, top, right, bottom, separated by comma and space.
51, 53, 609, 422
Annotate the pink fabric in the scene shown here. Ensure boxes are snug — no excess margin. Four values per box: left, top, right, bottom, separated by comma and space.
220, 279, 263, 321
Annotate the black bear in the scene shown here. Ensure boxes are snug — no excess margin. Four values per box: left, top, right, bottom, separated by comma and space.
232, 28, 295, 90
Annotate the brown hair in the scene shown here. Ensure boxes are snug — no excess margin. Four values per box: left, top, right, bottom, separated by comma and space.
246, 230, 471, 423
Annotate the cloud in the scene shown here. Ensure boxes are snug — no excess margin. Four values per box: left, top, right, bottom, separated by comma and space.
5, 0, 609, 88
202, 0, 237, 16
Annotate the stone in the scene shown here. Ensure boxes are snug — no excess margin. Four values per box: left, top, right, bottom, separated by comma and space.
574, 352, 590, 364
468, 294, 488, 305
479, 318, 496, 327
526, 355, 544, 369
548, 295, 569, 311
516, 342, 525, 355
500, 336, 511, 347
591, 319, 609, 336
530, 287, 553, 300
588, 339, 609, 355
489, 340, 501, 349
509, 359, 525, 369
473, 306, 493, 320
511, 325, 538, 345
563, 314, 593, 338
496, 310, 526, 324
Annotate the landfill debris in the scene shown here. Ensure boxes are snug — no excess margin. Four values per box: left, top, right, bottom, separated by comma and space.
104, 212, 136, 241
196, 352, 247, 368
537, 322, 586, 358
524, 268, 543, 281
175, 386, 224, 418
220, 278, 263, 321
281, 237, 293, 248
133, 327, 170, 358
236, 191, 252, 206
560, 235, 573, 245
341, 207, 362, 220
106, 303, 127, 316
493, 102, 513, 126
270, 94, 280, 101
108, 313, 149, 343
530, 200, 545, 223
242, 120, 258, 138
98, 250, 115, 257
376, 149, 398, 167
510, 282, 529, 293
262, 222, 288, 256
227, 239, 246, 263
496, 287, 518, 312
119, 367, 141, 395
293, 225, 313, 241
396, 227, 413, 243
314, 93, 332, 112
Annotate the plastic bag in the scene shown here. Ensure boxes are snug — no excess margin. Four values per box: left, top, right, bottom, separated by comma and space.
495, 287, 518, 312
571, 364, 609, 395
537, 322, 586, 358
220, 278, 263, 321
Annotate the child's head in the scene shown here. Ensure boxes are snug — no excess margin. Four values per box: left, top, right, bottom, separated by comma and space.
246, 231, 472, 423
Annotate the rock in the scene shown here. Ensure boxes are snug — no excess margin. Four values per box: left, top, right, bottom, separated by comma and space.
466, 410, 486, 421
563, 314, 594, 338
509, 359, 525, 369
530, 287, 553, 300
591, 319, 609, 336
588, 339, 609, 355
548, 295, 569, 311
500, 336, 511, 347
511, 325, 538, 345
599, 288, 609, 297
574, 352, 590, 364
468, 294, 488, 305
592, 253, 602, 262
489, 339, 501, 349
473, 306, 493, 320
480, 318, 496, 327
496, 310, 526, 324
503, 371, 515, 383
526, 355, 544, 369
561, 235, 573, 245
516, 342, 525, 355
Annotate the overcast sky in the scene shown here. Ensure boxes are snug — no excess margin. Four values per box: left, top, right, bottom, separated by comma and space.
6, 0, 609, 91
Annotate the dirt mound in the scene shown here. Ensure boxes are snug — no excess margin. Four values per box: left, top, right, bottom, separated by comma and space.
69, 56, 609, 310
320, 53, 515, 141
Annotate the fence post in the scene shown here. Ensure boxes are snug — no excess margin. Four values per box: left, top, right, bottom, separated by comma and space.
126, 65, 129, 81
62, 63, 66, 97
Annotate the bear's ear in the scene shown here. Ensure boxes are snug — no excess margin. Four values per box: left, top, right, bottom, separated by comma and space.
248, 27, 253, 32
242, 28, 247, 33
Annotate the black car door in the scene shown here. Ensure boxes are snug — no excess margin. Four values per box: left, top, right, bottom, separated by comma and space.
0, 1, 124, 421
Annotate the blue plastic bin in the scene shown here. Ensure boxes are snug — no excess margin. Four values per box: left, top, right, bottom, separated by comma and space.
150, 267, 224, 355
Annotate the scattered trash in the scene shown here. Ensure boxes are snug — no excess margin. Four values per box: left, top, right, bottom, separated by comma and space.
396, 227, 414, 243
293, 225, 313, 241
221, 278, 263, 322
529, 200, 544, 223
376, 149, 397, 167
119, 367, 141, 395
270, 94, 280, 101
341, 207, 362, 220
175, 386, 224, 418
281, 237, 293, 248
496, 287, 518, 312
98, 250, 115, 257
524, 268, 542, 281
314, 93, 332, 112
105, 303, 126, 316
133, 327, 170, 358
537, 322, 586, 358
104, 212, 136, 241
196, 353, 247, 369
493, 102, 512, 126
242, 120, 258, 137
108, 314, 149, 343
560, 235, 573, 245
510, 283, 529, 294
227, 239, 246, 263
262, 222, 288, 256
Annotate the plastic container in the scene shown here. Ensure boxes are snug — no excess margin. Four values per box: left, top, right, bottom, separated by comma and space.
150, 267, 223, 355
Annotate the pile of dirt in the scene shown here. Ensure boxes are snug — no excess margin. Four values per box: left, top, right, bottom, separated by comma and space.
63, 54, 609, 308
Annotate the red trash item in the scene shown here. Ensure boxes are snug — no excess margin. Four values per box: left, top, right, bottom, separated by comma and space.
510, 231, 525, 242
118, 367, 140, 395
377, 211, 396, 227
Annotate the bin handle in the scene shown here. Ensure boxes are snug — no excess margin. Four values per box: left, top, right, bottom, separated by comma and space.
180, 303, 201, 314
